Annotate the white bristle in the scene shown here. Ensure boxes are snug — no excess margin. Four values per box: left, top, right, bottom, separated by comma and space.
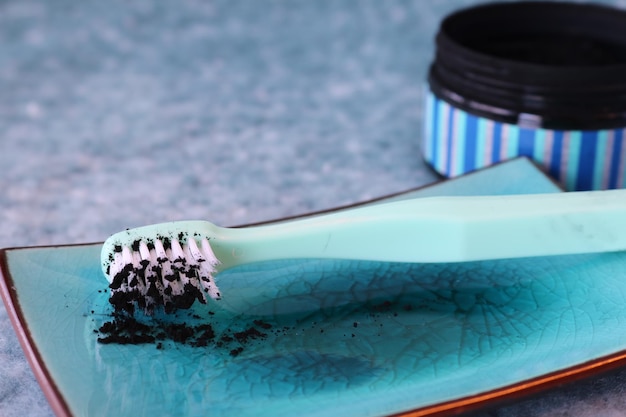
133, 250, 147, 292
171, 239, 185, 261
158, 242, 174, 282
154, 239, 166, 259
139, 241, 150, 260
201, 238, 220, 265
188, 237, 221, 300
110, 252, 124, 278
143, 246, 162, 309
187, 237, 203, 260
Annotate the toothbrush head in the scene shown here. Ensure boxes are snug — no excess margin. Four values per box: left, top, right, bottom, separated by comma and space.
101, 222, 222, 314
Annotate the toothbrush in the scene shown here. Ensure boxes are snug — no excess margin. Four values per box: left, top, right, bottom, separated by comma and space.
102, 189, 626, 313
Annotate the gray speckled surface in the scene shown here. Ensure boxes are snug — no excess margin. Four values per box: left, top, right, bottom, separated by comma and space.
2, 1, 626, 416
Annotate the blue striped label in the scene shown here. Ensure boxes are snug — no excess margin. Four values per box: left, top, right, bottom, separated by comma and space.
422, 91, 626, 191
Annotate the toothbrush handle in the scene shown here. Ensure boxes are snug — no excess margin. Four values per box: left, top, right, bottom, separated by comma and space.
214, 189, 626, 266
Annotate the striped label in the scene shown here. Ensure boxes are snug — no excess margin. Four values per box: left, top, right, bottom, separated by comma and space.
422, 91, 626, 191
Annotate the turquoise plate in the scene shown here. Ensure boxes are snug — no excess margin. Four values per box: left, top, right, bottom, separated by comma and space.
4, 158, 626, 417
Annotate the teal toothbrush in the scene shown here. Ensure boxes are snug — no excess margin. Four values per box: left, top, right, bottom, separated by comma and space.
102, 189, 626, 313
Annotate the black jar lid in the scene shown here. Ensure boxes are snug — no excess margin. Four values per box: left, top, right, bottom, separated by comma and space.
428, 1, 626, 130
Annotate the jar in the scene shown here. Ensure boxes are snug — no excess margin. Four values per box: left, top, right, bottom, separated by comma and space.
423, 1, 626, 190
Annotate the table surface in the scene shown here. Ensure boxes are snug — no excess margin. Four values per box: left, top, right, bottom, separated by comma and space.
3, 1, 626, 416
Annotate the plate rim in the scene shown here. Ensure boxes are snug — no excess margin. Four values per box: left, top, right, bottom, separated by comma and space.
0, 247, 74, 417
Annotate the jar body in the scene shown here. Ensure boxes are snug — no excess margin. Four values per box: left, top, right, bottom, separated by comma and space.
423, 2, 626, 191
423, 90, 626, 191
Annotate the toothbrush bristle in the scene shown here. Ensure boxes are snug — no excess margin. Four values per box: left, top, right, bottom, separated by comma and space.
107, 236, 221, 314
